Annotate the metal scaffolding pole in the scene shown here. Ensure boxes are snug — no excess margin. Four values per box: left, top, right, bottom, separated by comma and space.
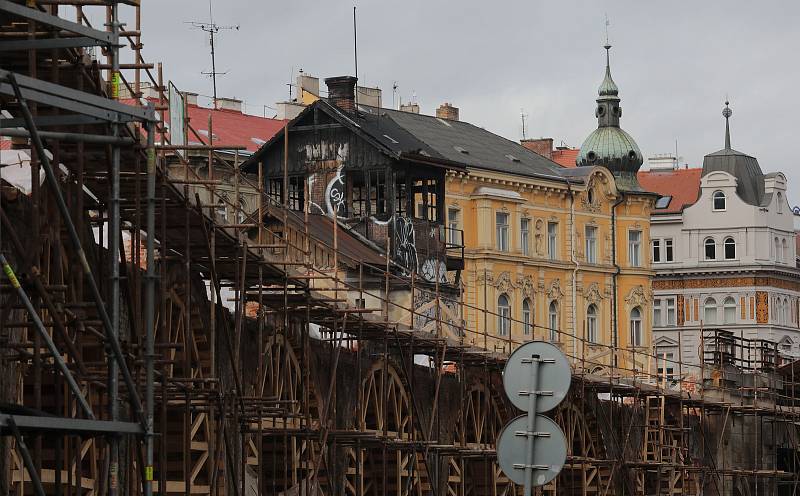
144, 120, 157, 496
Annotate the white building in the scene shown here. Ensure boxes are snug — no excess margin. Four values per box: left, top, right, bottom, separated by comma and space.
641, 103, 800, 373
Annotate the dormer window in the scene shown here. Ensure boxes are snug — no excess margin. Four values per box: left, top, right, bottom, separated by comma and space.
713, 191, 726, 211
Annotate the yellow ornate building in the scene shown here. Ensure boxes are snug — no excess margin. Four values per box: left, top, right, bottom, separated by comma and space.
446, 45, 656, 372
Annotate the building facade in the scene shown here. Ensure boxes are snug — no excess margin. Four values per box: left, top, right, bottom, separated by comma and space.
448, 45, 656, 373
644, 103, 800, 378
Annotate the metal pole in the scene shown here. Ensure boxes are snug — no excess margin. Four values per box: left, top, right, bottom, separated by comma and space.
0, 254, 94, 419
523, 354, 541, 496
144, 120, 156, 496
8, 417, 47, 496
109, 3, 121, 494
5, 71, 146, 430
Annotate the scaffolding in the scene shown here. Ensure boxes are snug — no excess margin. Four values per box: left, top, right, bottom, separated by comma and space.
1, 2, 800, 495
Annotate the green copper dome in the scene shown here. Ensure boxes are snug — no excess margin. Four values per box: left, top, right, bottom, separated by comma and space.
577, 44, 643, 189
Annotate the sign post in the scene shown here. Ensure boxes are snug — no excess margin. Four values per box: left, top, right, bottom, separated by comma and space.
497, 341, 571, 493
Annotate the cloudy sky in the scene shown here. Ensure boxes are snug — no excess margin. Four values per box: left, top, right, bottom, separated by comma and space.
131, 1, 799, 203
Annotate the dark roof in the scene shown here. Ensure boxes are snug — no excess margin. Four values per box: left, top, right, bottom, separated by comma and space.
242, 100, 569, 182
358, 105, 566, 181
702, 147, 764, 206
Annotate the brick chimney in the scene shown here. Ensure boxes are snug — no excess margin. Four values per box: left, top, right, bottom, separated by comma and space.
325, 76, 358, 112
436, 102, 459, 121
520, 138, 554, 160
399, 102, 420, 114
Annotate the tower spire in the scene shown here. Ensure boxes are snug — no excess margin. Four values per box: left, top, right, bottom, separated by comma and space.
722, 100, 733, 149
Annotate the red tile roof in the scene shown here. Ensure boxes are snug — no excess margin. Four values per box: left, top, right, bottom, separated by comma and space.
552, 148, 579, 168
123, 98, 285, 152
0, 138, 11, 150
638, 168, 702, 214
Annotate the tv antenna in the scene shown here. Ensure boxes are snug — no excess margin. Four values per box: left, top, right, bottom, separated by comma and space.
392, 81, 399, 109
520, 108, 529, 139
187, 0, 239, 109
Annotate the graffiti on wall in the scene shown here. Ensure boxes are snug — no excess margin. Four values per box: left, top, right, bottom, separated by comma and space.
394, 216, 418, 275
324, 164, 346, 218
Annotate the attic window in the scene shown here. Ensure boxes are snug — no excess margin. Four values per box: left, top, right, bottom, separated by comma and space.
251, 137, 267, 146
655, 196, 672, 209
505, 154, 521, 163
383, 134, 399, 144
437, 117, 452, 127
454, 146, 469, 155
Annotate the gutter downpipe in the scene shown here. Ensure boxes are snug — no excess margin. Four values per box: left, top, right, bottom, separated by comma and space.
568, 180, 579, 361
611, 192, 626, 368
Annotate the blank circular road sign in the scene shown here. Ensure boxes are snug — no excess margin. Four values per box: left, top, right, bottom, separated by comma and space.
502, 341, 571, 413
496, 413, 567, 487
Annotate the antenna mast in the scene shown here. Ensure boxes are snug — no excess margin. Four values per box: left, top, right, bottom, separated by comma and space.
520, 108, 528, 139
353, 6, 358, 109
187, 0, 239, 109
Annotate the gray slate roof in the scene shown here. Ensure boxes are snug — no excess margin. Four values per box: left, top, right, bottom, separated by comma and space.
355, 104, 567, 181
702, 147, 765, 206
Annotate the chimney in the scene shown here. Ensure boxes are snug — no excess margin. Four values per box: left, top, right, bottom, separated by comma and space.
181, 92, 198, 106
325, 76, 358, 112
399, 102, 420, 114
217, 97, 242, 113
520, 138, 554, 160
436, 102, 459, 121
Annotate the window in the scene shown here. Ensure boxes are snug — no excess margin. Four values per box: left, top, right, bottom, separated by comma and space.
704, 238, 716, 260
630, 307, 642, 347
628, 230, 642, 267
585, 226, 597, 263
777, 192, 784, 214
522, 298, 533, 336
268, 178, 282, 205
656, 351, 676, 381
666, 298, 676, 326
497, 294, 511, 336
704, 297, 717, 325
548, 301, 559, 341
288, 176, 304, 211
496, 212, 509, 252
653, 298, 662, 327
521, 218, 530, 256
652, 239, 661, 263
723, 297, 736, 324
713, 190, 726, 211
448, 208, 460, 245
215, 199, 227, 221
547, 222, 558, 260
724, 237, 736, 260
587, 304, 598, 343
652, 238, 674, 263
775, 237, 782, 263
655, 196, 672, 209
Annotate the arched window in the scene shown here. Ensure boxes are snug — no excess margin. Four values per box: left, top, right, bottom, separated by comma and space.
522, 298, 533, 336
548, 301, 559, 342
784, 297, 791, 325
777, 192, 784, 214
713, 190, 726, 211
775, 237, 782, 263
704, 238, 716, 260
724, 237, 736, 260
630, 307, 642, 347
215, 199, 227, 221
497, 294, 510, 337
587, 304, 598, 343
723, 297, 737, 324
704, 297, 717, 325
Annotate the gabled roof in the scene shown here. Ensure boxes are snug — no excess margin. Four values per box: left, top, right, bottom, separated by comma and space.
637, 168, 702, 214
242, 99, 570, 182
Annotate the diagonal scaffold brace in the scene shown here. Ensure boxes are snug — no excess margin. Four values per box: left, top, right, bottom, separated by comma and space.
5, 72, 147, 432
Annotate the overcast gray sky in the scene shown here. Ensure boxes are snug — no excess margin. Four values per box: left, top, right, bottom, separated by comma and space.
133, 1, 800, 204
